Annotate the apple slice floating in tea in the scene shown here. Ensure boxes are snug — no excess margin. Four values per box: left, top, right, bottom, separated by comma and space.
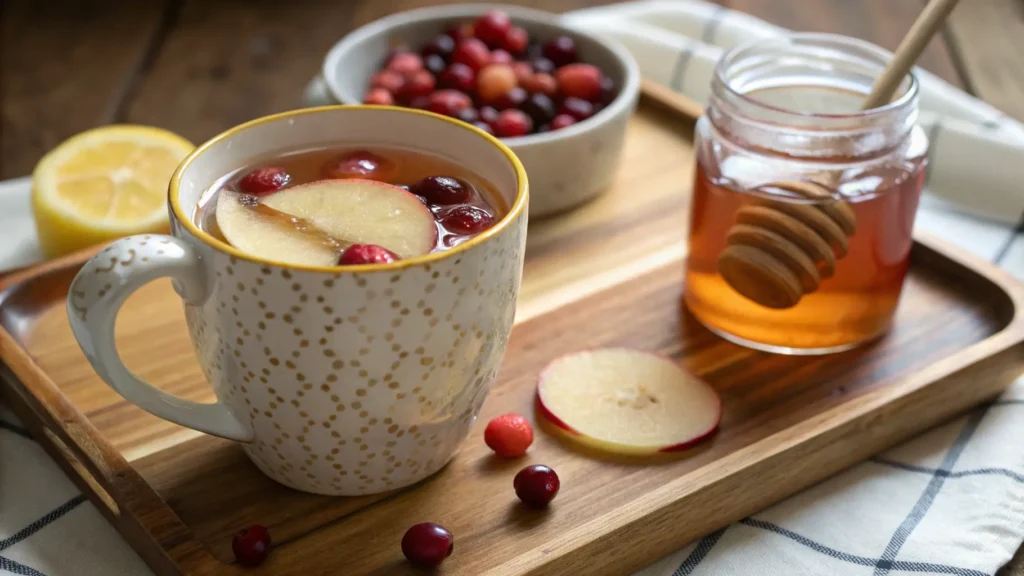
536, 349, 721, 455
216, 191, 340, 267
261, 179, 437, 260
216, 179, 438, 266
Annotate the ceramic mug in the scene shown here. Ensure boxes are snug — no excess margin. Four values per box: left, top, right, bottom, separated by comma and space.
67, 106, 528, 496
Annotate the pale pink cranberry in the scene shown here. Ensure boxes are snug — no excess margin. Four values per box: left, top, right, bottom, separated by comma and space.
489, 49, 514, 65
477, 64, 517, 103
387, 52, 424, 75
478, 106, 500, 127
550, 114, 577, 131
370, 70, 404, 94
363, 88, 394, 106
512, 61, 533, 84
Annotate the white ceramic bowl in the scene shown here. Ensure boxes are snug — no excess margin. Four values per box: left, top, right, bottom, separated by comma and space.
322, 4, 641, 217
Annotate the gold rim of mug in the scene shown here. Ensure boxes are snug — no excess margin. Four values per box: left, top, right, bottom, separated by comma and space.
168, 104, 529, 273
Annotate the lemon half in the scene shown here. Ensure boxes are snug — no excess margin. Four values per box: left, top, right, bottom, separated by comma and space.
32, 125, 194, 258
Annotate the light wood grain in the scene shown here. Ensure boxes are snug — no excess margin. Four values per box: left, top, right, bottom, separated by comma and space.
944, 0, 1024, 123
3, 94, 1024, 575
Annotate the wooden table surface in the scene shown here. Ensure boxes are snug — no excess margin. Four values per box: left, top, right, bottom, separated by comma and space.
3, 0, 1024, 573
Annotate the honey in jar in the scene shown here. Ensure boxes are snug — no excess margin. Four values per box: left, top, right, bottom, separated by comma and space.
683, 34, 929, 354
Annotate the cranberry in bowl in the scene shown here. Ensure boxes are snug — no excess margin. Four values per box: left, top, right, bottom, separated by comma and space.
321, 4, 640, 217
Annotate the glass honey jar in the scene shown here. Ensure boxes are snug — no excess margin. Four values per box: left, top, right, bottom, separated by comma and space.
684, 33, 929, 354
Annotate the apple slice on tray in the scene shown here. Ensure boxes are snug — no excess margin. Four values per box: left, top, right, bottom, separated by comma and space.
217, 179, 438, 267
537, 349, 721, 455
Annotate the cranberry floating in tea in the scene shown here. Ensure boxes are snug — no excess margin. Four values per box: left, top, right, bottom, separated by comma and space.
196, 146, 504, 267
362, 10, 617, 136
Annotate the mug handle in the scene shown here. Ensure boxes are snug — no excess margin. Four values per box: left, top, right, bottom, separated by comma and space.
67, 234, 254, 442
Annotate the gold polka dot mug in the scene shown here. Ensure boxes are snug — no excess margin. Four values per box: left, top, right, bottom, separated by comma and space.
66, 106, 528, 496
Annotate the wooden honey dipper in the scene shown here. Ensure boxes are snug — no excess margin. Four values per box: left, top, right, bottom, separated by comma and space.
718, 0, 960, 309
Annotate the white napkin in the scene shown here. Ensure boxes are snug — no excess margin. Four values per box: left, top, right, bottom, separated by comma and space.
564, 0, 1024, 226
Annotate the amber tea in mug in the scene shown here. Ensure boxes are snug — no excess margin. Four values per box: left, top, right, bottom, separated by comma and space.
683, 34, 928, 354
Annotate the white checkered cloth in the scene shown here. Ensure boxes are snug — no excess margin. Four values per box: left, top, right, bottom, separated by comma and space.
3, 2, 1024, 575
564, 0, 1024, 226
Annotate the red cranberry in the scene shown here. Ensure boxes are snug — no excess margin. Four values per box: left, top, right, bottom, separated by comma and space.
473, 121, 494, 135
232, 525, 271, 567
521, 72, 557, 97
427, 90, 472, 118
424, 53, 447, 75
238, 167, 290, 195
421, 34, 455, 59
442, 205, 495, 234
439, 62, 476, 92
529, 56, 555, 75
370, 70, 405, 94
322, 150, 395, 181
387, 52, 423, 75
363, 88, 394, 106
474, 10, 511, 48
513, 464, 560, 507
452, 38, 490, 71
521, 93, 556, 126
550, 113, 577, 131
490, 49, 514, 65
401, 522, 453, 568
599, 76, 616, 105
560, 96, 595, 120
494, 108, 533, 137
412, 176, 472, 205
408, 95, 431, 109
502, 26, 529, 55
543, 36, 577, 67
397, 70, 436, 102
339, 244, 400, 265
457, 107, 479, 124
491, 86, 527, 110
512, 61, 533, 84
556, 63, 604, 101
478, 105, 500, 127
484, 413, 534, 458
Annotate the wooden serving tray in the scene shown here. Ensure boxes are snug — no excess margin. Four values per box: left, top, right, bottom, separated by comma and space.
3, 89, 1024, 576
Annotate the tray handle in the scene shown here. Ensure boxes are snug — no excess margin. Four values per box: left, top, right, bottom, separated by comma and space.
66, 235, 253, 442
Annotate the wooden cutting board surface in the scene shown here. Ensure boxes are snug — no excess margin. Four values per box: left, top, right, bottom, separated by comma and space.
2, 91, 1024, 576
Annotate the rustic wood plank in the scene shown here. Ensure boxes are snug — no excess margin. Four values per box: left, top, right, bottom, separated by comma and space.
719, 0, 964, 88
0, 0, 169, 178
944, 0, 1024, 122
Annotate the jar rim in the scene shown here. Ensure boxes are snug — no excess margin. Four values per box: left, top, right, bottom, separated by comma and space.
713, 32, 919, 122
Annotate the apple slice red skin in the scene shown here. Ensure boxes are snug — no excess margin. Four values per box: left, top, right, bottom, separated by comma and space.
535, 349, 722, 455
